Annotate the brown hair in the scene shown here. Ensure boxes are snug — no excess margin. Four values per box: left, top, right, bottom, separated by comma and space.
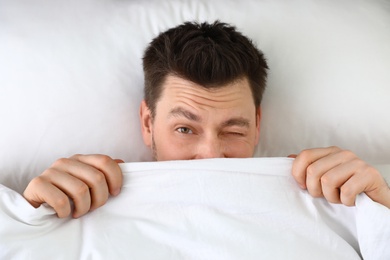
143, 20, 268, 118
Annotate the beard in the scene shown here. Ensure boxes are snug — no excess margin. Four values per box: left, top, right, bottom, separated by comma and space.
151, 134, 158, 161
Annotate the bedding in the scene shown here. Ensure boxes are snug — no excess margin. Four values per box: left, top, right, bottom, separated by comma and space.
1, 0, 390, 193
1, 158, 389, 259
1, 1, 390, 259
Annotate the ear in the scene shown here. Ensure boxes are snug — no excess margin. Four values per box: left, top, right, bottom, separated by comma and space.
139, 100, 153, 148
254, 106, 261, 145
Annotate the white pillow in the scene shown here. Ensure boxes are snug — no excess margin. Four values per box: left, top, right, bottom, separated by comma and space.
1, 0, 389, 192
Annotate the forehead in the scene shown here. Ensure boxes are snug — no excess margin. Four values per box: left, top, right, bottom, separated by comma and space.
158, 75, 254, 111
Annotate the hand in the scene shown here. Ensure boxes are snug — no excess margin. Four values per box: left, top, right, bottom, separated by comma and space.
290, 146, 390, 208
23, 154, 123, 218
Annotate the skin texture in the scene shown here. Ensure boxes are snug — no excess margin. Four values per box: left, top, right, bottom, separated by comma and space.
290, 147, 390, 208
139, 76, 260, 160
23, 75, 390, 218
23, 155, 123, 218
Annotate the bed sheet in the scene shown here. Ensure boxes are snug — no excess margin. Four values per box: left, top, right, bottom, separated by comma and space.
0, 158, 389, 259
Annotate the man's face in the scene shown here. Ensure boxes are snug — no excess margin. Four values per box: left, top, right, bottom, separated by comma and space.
140, 75, 261, 161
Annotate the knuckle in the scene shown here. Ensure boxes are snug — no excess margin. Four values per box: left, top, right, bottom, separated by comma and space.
340, 149, 352, 157
291, 172, 300, 181
52, 157, 71, 167
291, 168, 301, 179
41, 167, 58, 177
338, 150, 355, 160
74, 183, 90, 197
320, 173, 337, 187
306, 164, 317, 178
298, 149, 311, 161
340, 186, 356, 206
329, 145, 341, 152
353, 158, 367, 170
28, 175, 47, 187
69, 154, 82, 160
368, 167, 381, 178
53, 196, 70, 212
92, 171, 107, 185
96, 154, 113, 166
320, 174, 331, 185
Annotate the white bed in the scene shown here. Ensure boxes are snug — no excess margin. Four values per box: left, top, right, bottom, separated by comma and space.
1, 158, 390, 259
1, 0, 390, 259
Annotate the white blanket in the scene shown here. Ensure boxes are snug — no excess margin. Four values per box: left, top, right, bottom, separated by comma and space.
0, 158, 389, 259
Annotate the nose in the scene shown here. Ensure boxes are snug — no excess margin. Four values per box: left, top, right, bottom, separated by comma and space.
194, 136, 225, 159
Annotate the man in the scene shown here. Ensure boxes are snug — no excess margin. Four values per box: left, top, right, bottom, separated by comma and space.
23, 21, 390, 218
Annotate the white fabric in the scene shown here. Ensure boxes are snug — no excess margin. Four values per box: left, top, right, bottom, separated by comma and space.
1, 158, 389, 259
1, 0, 390, 193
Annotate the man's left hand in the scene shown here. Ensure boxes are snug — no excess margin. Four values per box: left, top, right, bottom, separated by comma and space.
290, 146, 390, 208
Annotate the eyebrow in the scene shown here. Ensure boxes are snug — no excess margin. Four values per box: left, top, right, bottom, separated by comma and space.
168, 107, 250, 128
221, 118, 250, 128
168, 107, 201, 122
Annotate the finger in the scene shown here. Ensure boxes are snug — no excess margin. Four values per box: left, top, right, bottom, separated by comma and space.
72, 154, 123, 196
340, 165, 386, 206
320, 158, 380, 206
288, 154, 297, 158
339, 174, 365, 206
305, 150, 358, 198
42, 168, 94, 218
292, 146, 341, 190
51, 157, 109, 211
304, 151, 347, 197
23, 176, 72, 218
320, 163, 357, 204
364, 178, 390, 208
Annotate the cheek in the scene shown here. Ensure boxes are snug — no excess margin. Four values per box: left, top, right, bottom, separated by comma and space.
152, 128, 195, 161
223, 139, 256, 158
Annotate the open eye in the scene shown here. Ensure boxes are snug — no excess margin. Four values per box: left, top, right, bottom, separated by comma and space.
176, 127, 193, 134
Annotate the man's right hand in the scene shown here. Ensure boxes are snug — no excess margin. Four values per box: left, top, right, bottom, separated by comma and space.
23, 154, 123, 218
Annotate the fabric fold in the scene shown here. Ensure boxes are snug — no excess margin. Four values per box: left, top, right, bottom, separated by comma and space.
0, 158, 389, 259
